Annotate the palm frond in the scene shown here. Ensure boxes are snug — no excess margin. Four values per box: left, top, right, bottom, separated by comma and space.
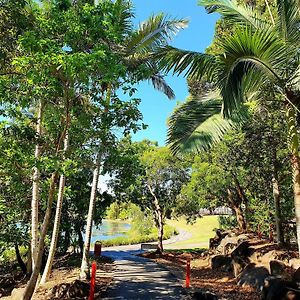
149, 74, 175, 99
112, 0, 134, 37
156, 46, 216, 81
168, 93, 231, 154
277, 0, 300, 43
198, 0, 270, 29
125, 13, 188, 55
217, 26, 286, 116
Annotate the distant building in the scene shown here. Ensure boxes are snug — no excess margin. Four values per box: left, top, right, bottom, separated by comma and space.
199, 206, 233, 216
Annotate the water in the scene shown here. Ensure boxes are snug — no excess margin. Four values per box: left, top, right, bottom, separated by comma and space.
90, 219, 131, 244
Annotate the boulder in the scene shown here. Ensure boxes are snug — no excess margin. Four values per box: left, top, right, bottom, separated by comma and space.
261, 277, 300, 300
270, 260, 286, 277
210, 255, 232, 272
231, 241, 253, 277
51, 279, 90, 299
209, 230, 229, 251
10, 288, 25, 300
216, 236, 239, 255
237, 263, 269, 290
191, 290, 219, 300
293, 266, 300, 283
290, 258, 300, 270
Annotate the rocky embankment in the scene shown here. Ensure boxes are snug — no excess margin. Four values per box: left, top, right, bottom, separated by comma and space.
197, 230, 300, 299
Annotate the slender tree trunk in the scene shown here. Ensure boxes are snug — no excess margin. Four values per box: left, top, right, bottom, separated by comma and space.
233, 205, 247, 233
15, 243, 27, 274
22, 172, 58, 300
271, 148, 284, 245
286, 104, 300, 256
157, 214, 164, 254
26, 245, 32, 276
291, 154, 300, 254
232, 173, 249, 231
76, 225, 84, 254
147, 184, 164, 253
31, 100, 44, 269
22, 115, 66, 299
80, 152, 101, 279
40, 131, 69, 284
227, 188, 246, 233
63, 228, 71, 254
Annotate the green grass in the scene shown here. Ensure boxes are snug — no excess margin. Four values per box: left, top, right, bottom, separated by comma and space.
166, 216, 219, 248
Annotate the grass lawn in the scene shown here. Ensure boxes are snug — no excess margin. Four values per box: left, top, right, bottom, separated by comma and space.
166, 216, 219, 248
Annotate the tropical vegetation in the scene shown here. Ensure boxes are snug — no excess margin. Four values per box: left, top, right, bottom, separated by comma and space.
1, 0, 300, 299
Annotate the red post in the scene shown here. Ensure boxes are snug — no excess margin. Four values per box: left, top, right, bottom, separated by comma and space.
88, 261, 97, 300
186, 258, 191, 288
94, 241, 102, 256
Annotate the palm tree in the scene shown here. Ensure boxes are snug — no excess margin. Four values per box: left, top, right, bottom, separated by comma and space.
159, 0, 300, 251
78, 0, 188, 279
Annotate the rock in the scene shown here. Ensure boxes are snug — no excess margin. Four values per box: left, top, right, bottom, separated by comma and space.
231, 241, 252, 277
261, 277, 300, 300
231, 241, 252, 258
293, 266, 300, 283
270, 260, 286, 276
51, 279, 90, 299
209, 230, 229, 251
210, 255, 232, 272
191, 290, 219, 300
237, 263, 269, 290
290, 258, 300, 270
11, 288, 25, 300
216, 236, 239, 255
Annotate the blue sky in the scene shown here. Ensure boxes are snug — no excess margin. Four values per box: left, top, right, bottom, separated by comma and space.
130, 1, 219, 145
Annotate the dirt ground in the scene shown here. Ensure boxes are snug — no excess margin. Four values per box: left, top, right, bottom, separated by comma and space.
140, 251, 261, 300
0, 254, 113, 300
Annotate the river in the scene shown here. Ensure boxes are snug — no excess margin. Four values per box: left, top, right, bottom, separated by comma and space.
90, 219, 131, 244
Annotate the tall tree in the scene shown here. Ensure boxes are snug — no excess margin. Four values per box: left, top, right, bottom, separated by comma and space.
158, 0, 300, 252
79, 0, 187, 279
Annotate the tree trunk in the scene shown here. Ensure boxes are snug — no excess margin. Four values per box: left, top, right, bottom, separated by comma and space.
80, 152, 101, 279
26, 245, 32, 276
157, 214, 164, 254
76, 225, 84, 254
22, 172, 58, 300
233, 205, 247, 233
227, 188, 246, 233
291, 154, 300, 255
147, 184, 164, 254
40, 131, 69, 284
15, 243, 27, 275
63, 229, 71, 254
271, 148, 284, 245
232, 173, 249, 229
286, 104, 300, 256
31, 100, 44, 269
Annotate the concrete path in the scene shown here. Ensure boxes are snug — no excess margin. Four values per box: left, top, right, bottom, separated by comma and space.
101, 248, 187, 300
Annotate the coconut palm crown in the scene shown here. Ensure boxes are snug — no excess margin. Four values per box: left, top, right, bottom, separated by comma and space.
158, 0, 300, 254
158, 0, 299, 154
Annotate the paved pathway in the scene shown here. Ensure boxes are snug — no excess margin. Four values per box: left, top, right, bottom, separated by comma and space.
101, 248, 187, 300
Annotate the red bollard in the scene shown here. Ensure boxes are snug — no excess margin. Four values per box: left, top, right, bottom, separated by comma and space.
94, 241, 102, 256
186, 258, 191, 288
88, 261, 97, 300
